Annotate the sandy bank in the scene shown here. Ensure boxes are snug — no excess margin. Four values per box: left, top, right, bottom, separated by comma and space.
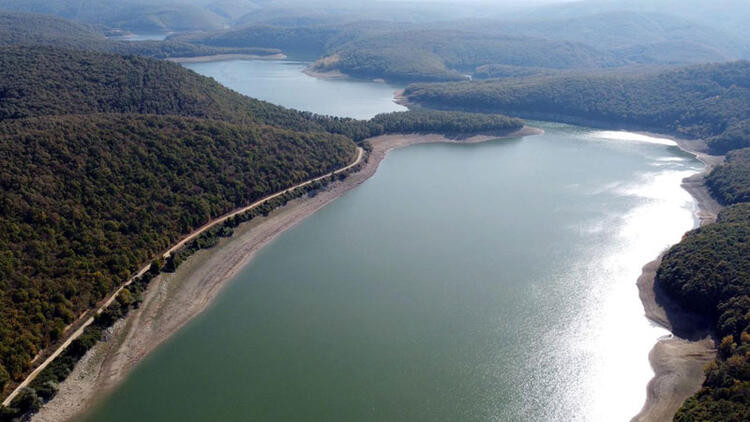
631, 137, 723, 422
31, 129, 538, 422
301, 66, 347, 80
167, 53, 287, 63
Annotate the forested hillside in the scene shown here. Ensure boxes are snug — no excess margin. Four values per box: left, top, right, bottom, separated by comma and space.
0, 12, 281, 60
657, 203, 750, 421
309, 30, 620, 82
0, 46, 370, 139
0, 114, 355, 387
0, 0, 229, 32
404, 61, 750, 153
0, 44, 372, 400
173, 9, 749, 83
706, 149, 750, 205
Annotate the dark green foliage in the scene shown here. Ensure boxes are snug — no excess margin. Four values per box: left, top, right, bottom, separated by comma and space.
0, 1, 227, 33
657, 223, 750, 315
0, 46, 321, 129
657, 203, 750, 421
706, 149, 750, 205
309, 30, 621, 82
370, 110, 523, 136
170, 25, 345, 57
473, 64, 556, 80
0, 113, 355, 385
0, 366, 8, 394
718, 204, 750, 224
404, 61, 750, 147
708, 120, 750, 154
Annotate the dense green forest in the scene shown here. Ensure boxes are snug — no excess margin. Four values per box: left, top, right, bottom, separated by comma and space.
656, 148, 750, 420
657, 203, 750, 421
307, 30, 621, 82
369, 110, 522, 136
0, 113, 355, 387
0, 0, 230, 33
0, 46, 368, 138
706, 149, 750, 205
404, 61, 750, 154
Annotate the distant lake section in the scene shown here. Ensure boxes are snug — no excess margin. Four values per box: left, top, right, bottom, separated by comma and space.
107, 33, 168, 41
183, 59, 407, 119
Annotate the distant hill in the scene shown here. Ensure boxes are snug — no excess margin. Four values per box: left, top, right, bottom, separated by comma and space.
176, 9, 750, 83
481, 11, 749, 61
404, 61, 750, 153
176, 23, 625, 82
0, 0, 227, 32
0, 12, 281, 59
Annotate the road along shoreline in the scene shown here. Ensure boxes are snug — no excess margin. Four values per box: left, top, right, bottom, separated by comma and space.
3, 147, 363, 407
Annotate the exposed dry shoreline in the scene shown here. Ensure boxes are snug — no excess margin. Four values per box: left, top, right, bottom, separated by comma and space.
31, 128, 537, 422
631, 136, 723, 422
301, 67, 347, 79
167, 53, 287, 63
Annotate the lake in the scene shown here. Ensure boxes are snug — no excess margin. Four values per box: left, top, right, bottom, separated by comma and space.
81, 61, 702, 421
183, 59, 407, 119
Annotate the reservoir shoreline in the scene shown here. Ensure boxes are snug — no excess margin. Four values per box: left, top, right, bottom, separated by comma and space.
632, 137, 723, 422
167, 53, 287, 63
30, 126, 539, 422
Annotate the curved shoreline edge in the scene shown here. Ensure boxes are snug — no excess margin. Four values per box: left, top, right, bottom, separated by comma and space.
631, 137, 723, 422
30, 128, 538, 422
167, 53, 287, 63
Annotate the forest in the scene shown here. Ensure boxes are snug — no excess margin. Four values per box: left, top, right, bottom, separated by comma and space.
706, 149, 750, 205
0, 113, 356, 396
404, 61, 750, 154
0, 12, 282, 60
657, 203, 750, 421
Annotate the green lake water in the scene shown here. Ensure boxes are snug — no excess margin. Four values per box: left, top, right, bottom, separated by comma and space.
81, 61, 702, 421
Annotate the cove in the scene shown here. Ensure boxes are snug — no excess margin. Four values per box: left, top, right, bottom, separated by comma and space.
81, 61, 702, 421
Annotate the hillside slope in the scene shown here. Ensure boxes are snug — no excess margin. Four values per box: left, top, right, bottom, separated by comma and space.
404, 61, 750, 153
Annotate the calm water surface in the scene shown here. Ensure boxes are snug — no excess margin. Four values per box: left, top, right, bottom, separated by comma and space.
183, 60, 406, 119
107, 33, 168, 41
82, 61, 702, 421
